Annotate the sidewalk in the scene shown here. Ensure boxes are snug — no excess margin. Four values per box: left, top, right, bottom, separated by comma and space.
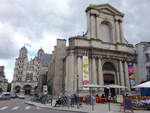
25, 100, 150, 113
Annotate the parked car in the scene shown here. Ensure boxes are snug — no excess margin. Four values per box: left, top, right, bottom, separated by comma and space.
17, 93, 25, 99
10, 93, 18, 99
0, 92, 11, 100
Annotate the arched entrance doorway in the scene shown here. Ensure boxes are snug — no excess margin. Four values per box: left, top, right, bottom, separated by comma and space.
103, 62, 116, 97
23, 85, 32, 95
15, 86, 21, 93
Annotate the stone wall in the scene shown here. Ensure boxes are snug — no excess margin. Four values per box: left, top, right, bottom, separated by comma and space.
47, 39, 66, 96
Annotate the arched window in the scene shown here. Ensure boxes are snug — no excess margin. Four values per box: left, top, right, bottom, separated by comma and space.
100, 21, 111, 42
103, 62, 115, 71
26, 73, 33, 81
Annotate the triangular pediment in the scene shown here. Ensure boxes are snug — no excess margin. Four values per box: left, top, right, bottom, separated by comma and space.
86, 4, 124, 17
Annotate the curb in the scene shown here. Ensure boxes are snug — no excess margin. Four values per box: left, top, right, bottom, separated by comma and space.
24, 101, 87, 113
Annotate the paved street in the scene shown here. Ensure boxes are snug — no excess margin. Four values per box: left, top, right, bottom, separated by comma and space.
0, 99, 82, 113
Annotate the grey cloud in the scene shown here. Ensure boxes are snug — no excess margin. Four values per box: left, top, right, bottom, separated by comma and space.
0, 34, 18, 59
0, 0, 150, 59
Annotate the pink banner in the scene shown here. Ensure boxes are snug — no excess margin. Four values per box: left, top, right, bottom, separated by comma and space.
128, 66, 134, 74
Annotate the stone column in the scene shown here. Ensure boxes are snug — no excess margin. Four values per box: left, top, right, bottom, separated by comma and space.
115, 20, 120, 43
90, 14, 96, 38
119, 60, 125, 86
111, 23, 116, 44
67, 54, 75, 94
119, 21, 124, 43
116, 70, 120, 85
96, 17, 100, 39
77, 57, 82, 90
98, 58, 104, 85
89, 58, 92, 84
87, 13, 90, 39
96, 16, 99, 39
65, 56, 69, 92
92, 58, 97, 84
124, 61, 130, 89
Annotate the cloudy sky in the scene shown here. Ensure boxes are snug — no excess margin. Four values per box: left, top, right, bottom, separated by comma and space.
0, 0, 150, 82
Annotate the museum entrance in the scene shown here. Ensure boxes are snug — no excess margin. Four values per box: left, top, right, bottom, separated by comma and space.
104, 74, 115, 97
102, 62, 116, 97
24, 85, 31, 95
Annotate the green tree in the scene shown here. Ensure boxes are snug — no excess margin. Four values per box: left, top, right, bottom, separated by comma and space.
7, 83, 11, 92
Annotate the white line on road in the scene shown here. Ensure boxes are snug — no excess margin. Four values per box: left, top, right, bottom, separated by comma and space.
25, 106, 31, 110
0, 106, 8, 110
12, 106, 19, 110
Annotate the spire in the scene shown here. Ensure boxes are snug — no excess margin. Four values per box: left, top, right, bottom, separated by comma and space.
19, 46, 28, 58
37, 48, 44, 59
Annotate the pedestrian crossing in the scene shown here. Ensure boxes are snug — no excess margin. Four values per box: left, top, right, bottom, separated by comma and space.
12, 106, 19, 110
0, 106, 8, 110
0, 105, 41, 111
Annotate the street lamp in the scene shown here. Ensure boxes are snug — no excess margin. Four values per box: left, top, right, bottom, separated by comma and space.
76, 75, 79, 109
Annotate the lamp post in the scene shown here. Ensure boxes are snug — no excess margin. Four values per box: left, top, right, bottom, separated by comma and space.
76, 75, 79, 109
108, 88, 111, 112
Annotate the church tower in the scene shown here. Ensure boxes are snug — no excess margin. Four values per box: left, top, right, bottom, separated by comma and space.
37, 48, 44, 60
19, 46, 28, 59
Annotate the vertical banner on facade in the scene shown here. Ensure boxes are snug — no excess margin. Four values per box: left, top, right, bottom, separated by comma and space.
82, 56, 90, 90
128, 62, 136, 90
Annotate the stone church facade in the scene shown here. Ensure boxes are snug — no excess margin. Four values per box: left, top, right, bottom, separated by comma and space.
48, 4, 136, 96
12, 47, 51, 95
0, 66, 8, 93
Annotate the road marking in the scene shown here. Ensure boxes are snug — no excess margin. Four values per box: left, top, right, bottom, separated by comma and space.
12, 106, 19, 110
0, 106, 8, 110
25, 106, 31, 110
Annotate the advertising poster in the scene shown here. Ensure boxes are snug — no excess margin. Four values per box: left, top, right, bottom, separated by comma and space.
82, 56, 90, 90
128, 61, 136, 90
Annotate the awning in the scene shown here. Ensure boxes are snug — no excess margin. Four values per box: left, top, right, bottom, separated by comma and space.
105, 84, 127, 89
135, 81, 150, 88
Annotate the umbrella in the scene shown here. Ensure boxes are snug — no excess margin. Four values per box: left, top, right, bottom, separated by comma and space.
104, 84, 127, 112
82, 84, 106, 111
135, 81, 150, 88
105, 84, 127, 89
82, 84, 106, 88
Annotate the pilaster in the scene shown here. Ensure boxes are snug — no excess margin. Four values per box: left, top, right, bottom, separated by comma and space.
124, 61, 130, 89
119, 21, 124, 43
92, 58, 97, 84
115, 19, 120, 43
77, 57, 82, 90
90, 14, 96, 38
119, 60, 125, 86
98, 58, 104, 85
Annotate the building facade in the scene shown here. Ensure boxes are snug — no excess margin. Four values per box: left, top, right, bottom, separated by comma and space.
136, 42, 150, 84
0, 66, 8, 93
48, 4, 136, 96
12, 47, 51, 95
